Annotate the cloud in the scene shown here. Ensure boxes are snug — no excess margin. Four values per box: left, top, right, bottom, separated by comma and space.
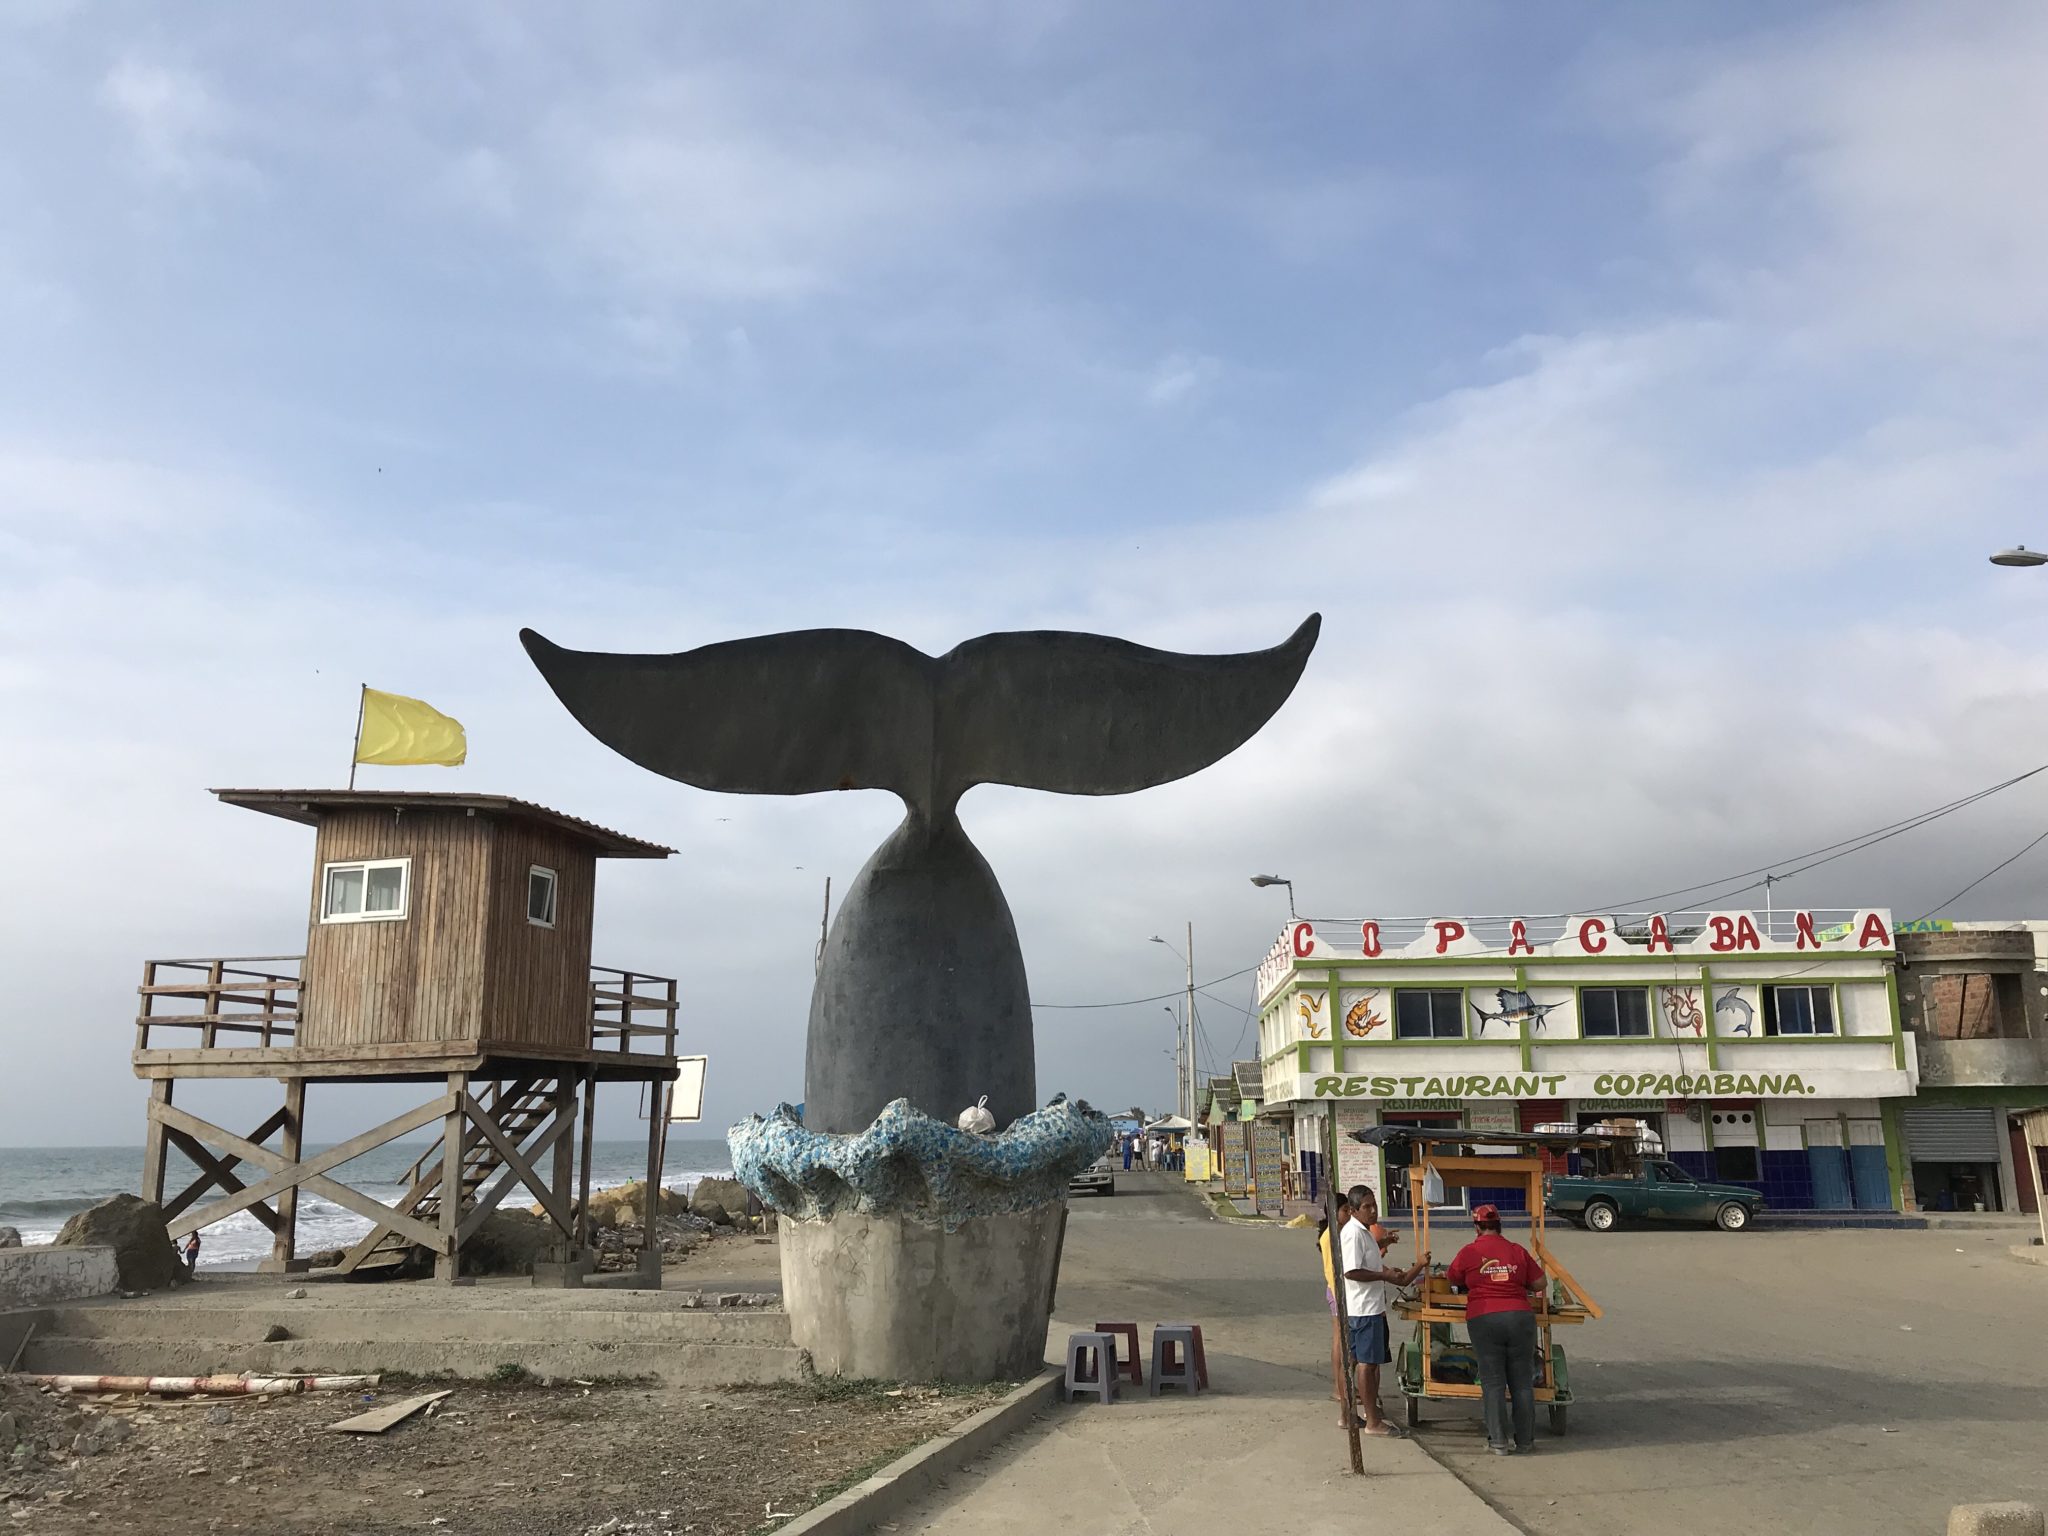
1144, 351, 1220, 408
98, 56, 248, 185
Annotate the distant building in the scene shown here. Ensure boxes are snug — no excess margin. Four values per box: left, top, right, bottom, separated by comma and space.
1255, 908, 1913, 1215
1895, 922, 2048, 1214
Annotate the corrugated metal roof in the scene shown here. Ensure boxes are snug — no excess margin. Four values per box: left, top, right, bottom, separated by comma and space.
210, 789, 674, 858
1232, 1059, 1263, 1097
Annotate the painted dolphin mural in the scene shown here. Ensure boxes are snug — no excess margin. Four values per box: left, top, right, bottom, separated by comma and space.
1715, 988, 1755, 1035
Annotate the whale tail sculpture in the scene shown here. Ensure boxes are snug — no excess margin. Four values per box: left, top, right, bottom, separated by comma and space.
522, 616, 1320, 1136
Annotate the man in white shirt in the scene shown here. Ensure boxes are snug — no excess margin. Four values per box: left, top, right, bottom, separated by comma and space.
1340, 1184, 1427, 1435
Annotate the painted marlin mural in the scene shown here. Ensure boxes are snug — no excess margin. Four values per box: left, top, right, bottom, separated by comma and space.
1715, 988, 1755, 1036
1470, 988, 1564, 1035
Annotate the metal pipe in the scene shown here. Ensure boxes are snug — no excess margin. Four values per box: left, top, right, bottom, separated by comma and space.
26, 1373, 379, 1396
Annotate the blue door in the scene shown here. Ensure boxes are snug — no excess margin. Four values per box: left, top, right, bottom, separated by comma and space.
1806, 1146, 1852, 1210
1849, 1146, 1891, 1209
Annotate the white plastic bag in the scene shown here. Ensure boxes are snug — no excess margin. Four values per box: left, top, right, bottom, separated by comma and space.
957, 1095, 996, 1135
1422, 1166, 1446, 1206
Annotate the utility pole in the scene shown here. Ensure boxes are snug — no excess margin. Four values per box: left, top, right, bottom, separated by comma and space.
1184, 921, 1196, 1124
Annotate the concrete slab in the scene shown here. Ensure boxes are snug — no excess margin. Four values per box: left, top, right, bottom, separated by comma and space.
0, 1245, 117, 1309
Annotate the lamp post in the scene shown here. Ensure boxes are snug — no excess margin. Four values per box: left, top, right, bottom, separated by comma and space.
1150, 929, 1197, 1123
1250, 873, 1296, 917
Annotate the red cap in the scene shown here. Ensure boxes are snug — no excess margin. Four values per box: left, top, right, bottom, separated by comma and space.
1472, 1203, 1500, 1223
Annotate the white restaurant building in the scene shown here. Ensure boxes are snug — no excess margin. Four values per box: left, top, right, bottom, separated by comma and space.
1255, 908, 1916, 1215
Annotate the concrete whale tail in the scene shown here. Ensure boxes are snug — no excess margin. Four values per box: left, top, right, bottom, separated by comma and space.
519, 615, 1320, 820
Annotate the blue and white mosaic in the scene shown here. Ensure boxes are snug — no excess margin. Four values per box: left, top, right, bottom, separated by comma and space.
728, 1095, 1113, 1230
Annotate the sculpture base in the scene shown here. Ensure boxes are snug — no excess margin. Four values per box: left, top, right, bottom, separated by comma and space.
780, 1204, 1065, 1383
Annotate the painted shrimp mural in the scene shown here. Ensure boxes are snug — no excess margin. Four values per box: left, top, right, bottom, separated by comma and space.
1343, 992, 1387, 1038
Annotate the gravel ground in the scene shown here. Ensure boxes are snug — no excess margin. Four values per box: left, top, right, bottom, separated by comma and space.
0, 1374, 1007, 1536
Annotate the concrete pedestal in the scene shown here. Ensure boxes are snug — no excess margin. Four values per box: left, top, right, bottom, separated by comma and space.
780, 1204, 1065, 1382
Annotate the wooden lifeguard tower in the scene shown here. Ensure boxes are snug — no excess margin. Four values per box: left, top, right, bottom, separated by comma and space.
132, 789, 680, 1282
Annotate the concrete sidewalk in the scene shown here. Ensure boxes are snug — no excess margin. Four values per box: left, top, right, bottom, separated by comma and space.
885, 1319, 1518, 1536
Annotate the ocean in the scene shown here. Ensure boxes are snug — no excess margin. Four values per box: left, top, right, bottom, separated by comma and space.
0, 1139, 736, 1270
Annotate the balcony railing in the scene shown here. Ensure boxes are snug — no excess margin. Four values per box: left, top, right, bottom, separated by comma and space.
135, 958, 679, 1059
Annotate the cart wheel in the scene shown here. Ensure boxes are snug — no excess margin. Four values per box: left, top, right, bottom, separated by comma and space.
1548, 1403, 1568, 1435
1405, 1393, 1422, 1428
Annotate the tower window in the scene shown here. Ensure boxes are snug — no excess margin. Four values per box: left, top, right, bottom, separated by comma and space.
527, 866, 558, 928
321, 858, 409, 923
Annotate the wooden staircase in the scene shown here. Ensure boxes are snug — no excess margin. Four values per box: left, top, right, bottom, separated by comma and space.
339, 1078, 561, 1276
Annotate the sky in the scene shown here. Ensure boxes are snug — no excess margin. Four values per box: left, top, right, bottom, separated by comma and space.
7, 3, 2048, 1146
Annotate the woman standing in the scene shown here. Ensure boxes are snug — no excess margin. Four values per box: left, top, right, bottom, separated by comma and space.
1446, 1203, 1545, 1455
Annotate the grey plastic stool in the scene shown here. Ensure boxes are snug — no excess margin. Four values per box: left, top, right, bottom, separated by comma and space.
1063, 1331, 1119, 1404
1149, 1325, 1201, 1397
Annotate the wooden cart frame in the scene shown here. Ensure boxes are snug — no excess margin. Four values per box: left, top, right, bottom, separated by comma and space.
1385, 1128, 1614, 1434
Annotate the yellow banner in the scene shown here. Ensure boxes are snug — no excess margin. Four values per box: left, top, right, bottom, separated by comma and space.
355, 688, 467, 767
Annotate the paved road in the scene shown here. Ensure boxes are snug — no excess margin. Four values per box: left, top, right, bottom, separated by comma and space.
968, 1174, 2048, 1536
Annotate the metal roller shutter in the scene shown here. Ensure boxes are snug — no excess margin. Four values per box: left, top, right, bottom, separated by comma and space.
1902, 1106, 2001, 1161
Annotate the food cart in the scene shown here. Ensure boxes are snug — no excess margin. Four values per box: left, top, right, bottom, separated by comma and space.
1353, 1125, 1623, 1434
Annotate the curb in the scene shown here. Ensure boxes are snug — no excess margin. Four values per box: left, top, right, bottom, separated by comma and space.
776, 1367, 1060, 1536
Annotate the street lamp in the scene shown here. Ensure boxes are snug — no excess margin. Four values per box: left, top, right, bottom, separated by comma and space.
1250, 873, 1296, 917
1991, 546, 2048, 567
1149, 932, 1196, 1122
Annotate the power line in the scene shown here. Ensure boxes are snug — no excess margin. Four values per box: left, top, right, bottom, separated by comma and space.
1912, 824, 2048, 922
1031, 963, 1257, 1010
1594, 762, 2048, 911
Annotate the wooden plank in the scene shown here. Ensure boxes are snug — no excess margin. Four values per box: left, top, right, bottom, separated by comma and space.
273, 1079, 306, 1268
134, 1041, 480, 1064
139, 1080, 172, 1205
435, 1073, 465, 1281
325, 1389, 453, 1434
161, 1128, 282, 1232
455, 1096, 575, 1242
155, 1096, 455, 1250
576, 1070, 597, 1253
550, 1077, 576, 1257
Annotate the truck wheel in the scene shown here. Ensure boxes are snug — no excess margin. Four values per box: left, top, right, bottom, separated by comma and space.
1715, 1201, 1749, 1231
1583, 1200, 1618, 1232
1548, 1403, 1568, 1435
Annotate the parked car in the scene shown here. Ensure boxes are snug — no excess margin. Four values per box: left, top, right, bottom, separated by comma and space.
1068, 1153, 1116, 1197
1545, 1158, 1763, 1232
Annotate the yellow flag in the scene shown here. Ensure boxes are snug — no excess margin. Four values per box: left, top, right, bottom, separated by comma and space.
355, 688, 467, 767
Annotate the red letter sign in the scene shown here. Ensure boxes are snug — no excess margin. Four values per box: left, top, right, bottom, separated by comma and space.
1795, 911, 1818, 950
1433, 920, 1467, 954
1647, 914, 1672, 954
1359, 921, 1382, 958
1709, 915, 1737, 952
1291, 921, 1316, 959
1858, 912, 1893, 950
1507, 919, 1534, 956
1734, 915, 1762, 951
1578, 917, 1608, 954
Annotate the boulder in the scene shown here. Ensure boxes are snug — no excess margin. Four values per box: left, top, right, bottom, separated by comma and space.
460, 1210, 556, 1277
571, 1180, 691, 1232
0, 1227, 21, 1249
54, 1195, 183, 1292
691, 1177, 751, 1227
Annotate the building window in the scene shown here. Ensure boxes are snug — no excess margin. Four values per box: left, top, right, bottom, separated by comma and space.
1394, 989, 1465, 1040
1714, 1145, 1760, 1181
527, 866, 558, 928
320, 858, 409, 923
1764, 985, 1835, 1036
1581, 987, 1651, 1038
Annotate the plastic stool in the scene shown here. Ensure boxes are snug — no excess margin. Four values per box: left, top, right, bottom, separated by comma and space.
1094, 1322, 1144, 1386
1063, 1332, 1119, 1404
1148, 1325, 1201, 1397
1154, 1321, 1209, 1389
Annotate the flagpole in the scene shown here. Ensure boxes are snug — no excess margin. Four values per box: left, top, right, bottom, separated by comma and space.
347, 685, 367, 791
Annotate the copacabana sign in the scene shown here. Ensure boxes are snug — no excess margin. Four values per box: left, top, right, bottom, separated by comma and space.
1258, 909, 1896, 1006
1306, 1068, 1913, 1101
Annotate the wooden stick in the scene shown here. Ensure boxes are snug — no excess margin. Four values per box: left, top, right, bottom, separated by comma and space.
6, 1322, 36, 1374
1324, 1113, 1364, 1475
347, 683, 366, 791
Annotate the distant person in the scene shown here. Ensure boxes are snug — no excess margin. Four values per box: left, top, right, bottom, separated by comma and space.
181, 1232, 201, 1273
1341, 1184, 1427, 1436
1446, 1203, 1545, 1456
1316, 1194, 1352, 1419
1122, 1135, 1133, 1172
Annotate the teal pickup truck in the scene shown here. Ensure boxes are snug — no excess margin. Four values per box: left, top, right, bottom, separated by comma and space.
1545, 1158, 1764, 1232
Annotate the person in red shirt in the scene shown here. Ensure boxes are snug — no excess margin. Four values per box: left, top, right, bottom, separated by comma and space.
1446, 1203, 1545, 1455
